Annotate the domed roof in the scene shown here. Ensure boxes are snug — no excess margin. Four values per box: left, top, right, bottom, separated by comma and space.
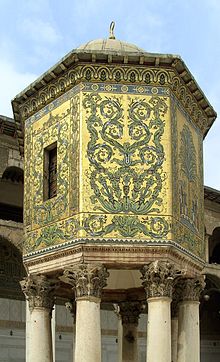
77, 38, 144, 53
77, 22, 144, 53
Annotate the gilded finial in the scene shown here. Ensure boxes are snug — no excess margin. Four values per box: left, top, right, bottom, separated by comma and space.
109, 21, 116, 39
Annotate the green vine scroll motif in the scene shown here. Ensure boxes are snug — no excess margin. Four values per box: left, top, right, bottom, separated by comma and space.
179, 124, 196, 182
179, 124, 198, 232
83, 214, 170, 238
25, 218, 80, 252
70, 95, 80, 212
83, 93, 168, 214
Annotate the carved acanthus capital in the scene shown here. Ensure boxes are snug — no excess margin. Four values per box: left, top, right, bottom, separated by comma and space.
178, 277, 205, 302
171, 283, 183, 318
60, 264, 109, 300
141, 261, 180, 299
119, 301, 143, 325
20, 275, 58, 311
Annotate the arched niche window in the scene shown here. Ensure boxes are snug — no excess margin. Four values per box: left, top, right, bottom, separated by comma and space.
200, 276, 220, 337
0, 237, 26, 299
0, 166, 23, 222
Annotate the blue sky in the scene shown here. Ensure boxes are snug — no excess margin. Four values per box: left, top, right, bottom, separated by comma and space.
0, 0, 219, 188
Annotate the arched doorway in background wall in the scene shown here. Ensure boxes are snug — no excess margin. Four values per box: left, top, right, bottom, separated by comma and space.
200, 275, 220, 362
0, 237, 26, 362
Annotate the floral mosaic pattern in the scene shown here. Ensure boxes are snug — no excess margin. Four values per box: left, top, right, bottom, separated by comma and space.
23, 82, 204, 260
84, 93, 168, 215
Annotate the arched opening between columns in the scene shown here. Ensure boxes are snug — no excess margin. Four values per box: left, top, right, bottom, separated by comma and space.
0, 237, 26, 362
200, 275, 220, 362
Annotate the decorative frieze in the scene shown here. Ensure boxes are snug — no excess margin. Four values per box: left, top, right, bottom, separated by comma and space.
15, 64, 212, 138
60, 264, 109, 299
20, 275, 58, 311
141, 260, 180, 299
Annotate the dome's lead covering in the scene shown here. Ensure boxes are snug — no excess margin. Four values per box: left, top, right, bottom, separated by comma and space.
77, 21, 144, 53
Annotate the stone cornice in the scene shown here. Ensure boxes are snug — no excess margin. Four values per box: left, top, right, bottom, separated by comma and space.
22, 240, 205, 275
12, 53, 217, 155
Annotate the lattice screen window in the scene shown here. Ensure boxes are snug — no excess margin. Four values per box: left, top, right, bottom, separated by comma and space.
44, 142, 57, 200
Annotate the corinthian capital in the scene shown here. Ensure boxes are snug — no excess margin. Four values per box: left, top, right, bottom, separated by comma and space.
60, 264, 109, 300
171, 283, 183, 318
141, 261, 180, 299
178, 277, 205, 302
119, 301, 143, 325
20, 275, 58, 311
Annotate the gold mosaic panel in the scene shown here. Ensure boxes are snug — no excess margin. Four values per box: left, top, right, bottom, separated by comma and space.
23, 82, 204, 260
171, 98, 204, 258
78, 91, 172, 240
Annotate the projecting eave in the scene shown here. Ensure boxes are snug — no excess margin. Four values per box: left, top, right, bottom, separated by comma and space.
12, 49, 217, 155
0, 115, 17, 137
204, 186, 220, 205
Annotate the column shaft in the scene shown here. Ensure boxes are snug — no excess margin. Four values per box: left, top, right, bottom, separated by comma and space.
171, 317, 178, 362
147, 297, 171, 362
25, 300, 31, 362
20, 275, 57, 362
176, 277, 205, 362
177, 301, 200, 362
117, 317, 123, 362
75, 298, 101, 362
60, 264, 109, 362
122, 323, 138, 362
29, 307, 53, 362
118, 301, 142, 362
141, 261, 179, 362
51, 306, 56, 361
65, 301, 76, 360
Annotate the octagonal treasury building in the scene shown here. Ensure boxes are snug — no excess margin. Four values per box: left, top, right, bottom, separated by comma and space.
13, 24, 217, 362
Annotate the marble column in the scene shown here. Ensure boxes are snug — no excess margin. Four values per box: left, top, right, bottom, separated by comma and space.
51, 306, 56, 361
20, 275, 58, 362
113, 304, 123, 362
141, 261, 178, 362
171, 287, 180, 362
25, 300, 31, 362
177, 277, 205, 362
61, 264, 109, 362
119, 301, 142, 362
65, 301, 76, 357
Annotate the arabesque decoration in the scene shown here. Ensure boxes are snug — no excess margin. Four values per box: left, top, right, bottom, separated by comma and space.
84, 93, 168, 215
179, 124, 198, 232
83, 214, 170, 238
24, 216, 80, 253
19, 64, 209, 136
70, 95, 80, 213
